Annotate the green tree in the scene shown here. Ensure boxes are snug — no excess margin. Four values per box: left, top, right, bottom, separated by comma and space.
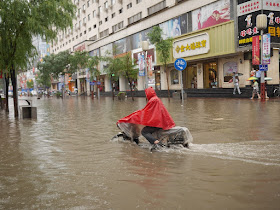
26, 79, 34, 89
103, 48, 123, 100
119, 53, 137, 101
87, 55, 102, 99
148, 26, 173, 99
0, 0, 75, 117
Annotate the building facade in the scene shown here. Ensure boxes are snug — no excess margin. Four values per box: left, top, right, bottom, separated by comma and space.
50, 0, 280, 94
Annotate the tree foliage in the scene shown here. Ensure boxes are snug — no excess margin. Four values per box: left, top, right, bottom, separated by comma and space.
148, 26, 173, 99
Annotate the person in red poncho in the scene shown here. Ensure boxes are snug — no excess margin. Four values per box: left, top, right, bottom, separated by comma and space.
117, 87, 175, 145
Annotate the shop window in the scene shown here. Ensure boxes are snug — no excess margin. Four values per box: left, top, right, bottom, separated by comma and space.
223, 62, 237, 82
204, 62, 217, 88
170, 69, 179, 84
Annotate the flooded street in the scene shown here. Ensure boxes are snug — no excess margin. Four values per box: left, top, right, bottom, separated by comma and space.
1, 96, 280, 209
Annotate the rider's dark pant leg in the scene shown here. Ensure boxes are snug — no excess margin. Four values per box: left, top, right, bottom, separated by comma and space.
141, 126, 161, 144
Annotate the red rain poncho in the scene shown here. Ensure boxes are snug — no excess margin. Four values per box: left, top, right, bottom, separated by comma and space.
117, 87, 175, 130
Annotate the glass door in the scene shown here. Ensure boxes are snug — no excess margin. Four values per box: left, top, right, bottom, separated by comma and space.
203, 62, 218, 88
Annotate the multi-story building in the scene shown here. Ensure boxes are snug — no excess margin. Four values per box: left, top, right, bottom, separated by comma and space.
50, 0, 280, 95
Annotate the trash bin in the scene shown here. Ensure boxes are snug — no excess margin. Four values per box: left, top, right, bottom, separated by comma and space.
19, 99, 37, 119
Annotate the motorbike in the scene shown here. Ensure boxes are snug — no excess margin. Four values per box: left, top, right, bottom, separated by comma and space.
112, 123, 193, 151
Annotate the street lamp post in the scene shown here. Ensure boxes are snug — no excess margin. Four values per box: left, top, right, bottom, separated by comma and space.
142, 41, 149, 90
256, 14, 267, 102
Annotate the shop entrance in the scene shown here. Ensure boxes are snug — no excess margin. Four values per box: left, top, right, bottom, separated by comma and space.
184, 65, 197, 89
204, 62, 218, 88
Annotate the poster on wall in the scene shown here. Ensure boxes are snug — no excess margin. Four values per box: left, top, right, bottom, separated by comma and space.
131, 28, 153, 50
114, 38, 131, 55
180, 13, 189, 35
192, 0, 230, 31
159, 17, 181, 40
252, 35, 260, 65
223, 61, 238, 82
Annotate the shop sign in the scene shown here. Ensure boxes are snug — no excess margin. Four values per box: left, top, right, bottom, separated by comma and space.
263, 0, 280, 11
262, 33, 271, 64
237, 0, 261, 17
238, 0, 280, 47
252, 35, 260, 65
173, 33, 210, 58
74, 43, 86, 51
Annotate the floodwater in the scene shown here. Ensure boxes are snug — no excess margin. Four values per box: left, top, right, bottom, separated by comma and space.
0, 96, 280, 209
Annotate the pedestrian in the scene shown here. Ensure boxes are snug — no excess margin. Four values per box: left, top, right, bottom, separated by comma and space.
251, 80, 261, 99
233, 75, 241, 95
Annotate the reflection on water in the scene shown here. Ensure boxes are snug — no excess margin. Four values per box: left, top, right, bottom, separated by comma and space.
0, 97, 280, 209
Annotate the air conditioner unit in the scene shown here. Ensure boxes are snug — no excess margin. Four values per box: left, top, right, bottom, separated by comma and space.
118, 0, 122, 3
109, 5, 113, 9
97, 12, 100, 17
83, 22, 86, 26
82, 9, 86, 13
104, 7, 108, 12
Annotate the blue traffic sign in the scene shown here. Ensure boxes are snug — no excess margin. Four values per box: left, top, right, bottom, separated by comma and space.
174, 58, 187, 71
259, 64, 268, 71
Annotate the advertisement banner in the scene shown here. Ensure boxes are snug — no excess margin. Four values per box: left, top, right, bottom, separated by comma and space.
138, 53, 145, 76
192, 0, 230, 31
252, 35, 260, 65
262, 33, 271, 64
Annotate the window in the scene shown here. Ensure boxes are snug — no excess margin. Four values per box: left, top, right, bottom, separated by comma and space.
99, 29, 109, 38
84, 30, 87, 34
136, 0, 142, 4
147, 0, 166, 15
119, 8, 123, 14
98, 6, 101, 13
88, 14, 91, 21
87, 0, 90, 7
99, 21, 102, 25
104, 1, 108, 9
127, 3, 132, 9
78, 8, 81, 17
83, 17, 86, 24
80, 33, 82, 37
111, 0, 116, 5
79, 20, 82, 28
93, 10, 96, 17
105, 17, 108, 22
112, 21, 123, 32
89, 35, 97, 40
94, 24, 97, 28
112, 13, 115, 18
128, 12, 142, 24
83, 4, 86, 11
89, 27, 92, 31
170, 69, 179, 84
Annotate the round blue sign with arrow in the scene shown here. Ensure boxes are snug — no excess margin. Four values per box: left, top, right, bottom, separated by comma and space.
174, 58, 187, 71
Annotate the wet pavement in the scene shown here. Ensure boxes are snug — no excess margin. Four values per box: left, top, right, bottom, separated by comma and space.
0, 96, 280, 209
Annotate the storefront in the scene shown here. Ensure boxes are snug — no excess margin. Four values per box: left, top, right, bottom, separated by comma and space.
172, 21, 236, 89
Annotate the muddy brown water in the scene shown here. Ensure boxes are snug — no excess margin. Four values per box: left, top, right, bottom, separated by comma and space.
0, 96, 280, 209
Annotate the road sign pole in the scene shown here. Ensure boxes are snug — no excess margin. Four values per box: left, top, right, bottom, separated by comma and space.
180, 71, 184, 103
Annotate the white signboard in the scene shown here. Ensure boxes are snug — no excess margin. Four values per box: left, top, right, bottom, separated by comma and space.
263, 0, 280, 11
237, 0, 262, 17
173, 33, 210, 59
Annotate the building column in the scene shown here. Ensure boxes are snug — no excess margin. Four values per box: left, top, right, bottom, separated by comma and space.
160, 66, 167, 90
119, 75, 126, 91
86, 80, 90, 96
267, 48, 280, 85
104, 75, 111, 92
77, 71, 81, 94
137, 75, 145, 91
197, 63, 204, 89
